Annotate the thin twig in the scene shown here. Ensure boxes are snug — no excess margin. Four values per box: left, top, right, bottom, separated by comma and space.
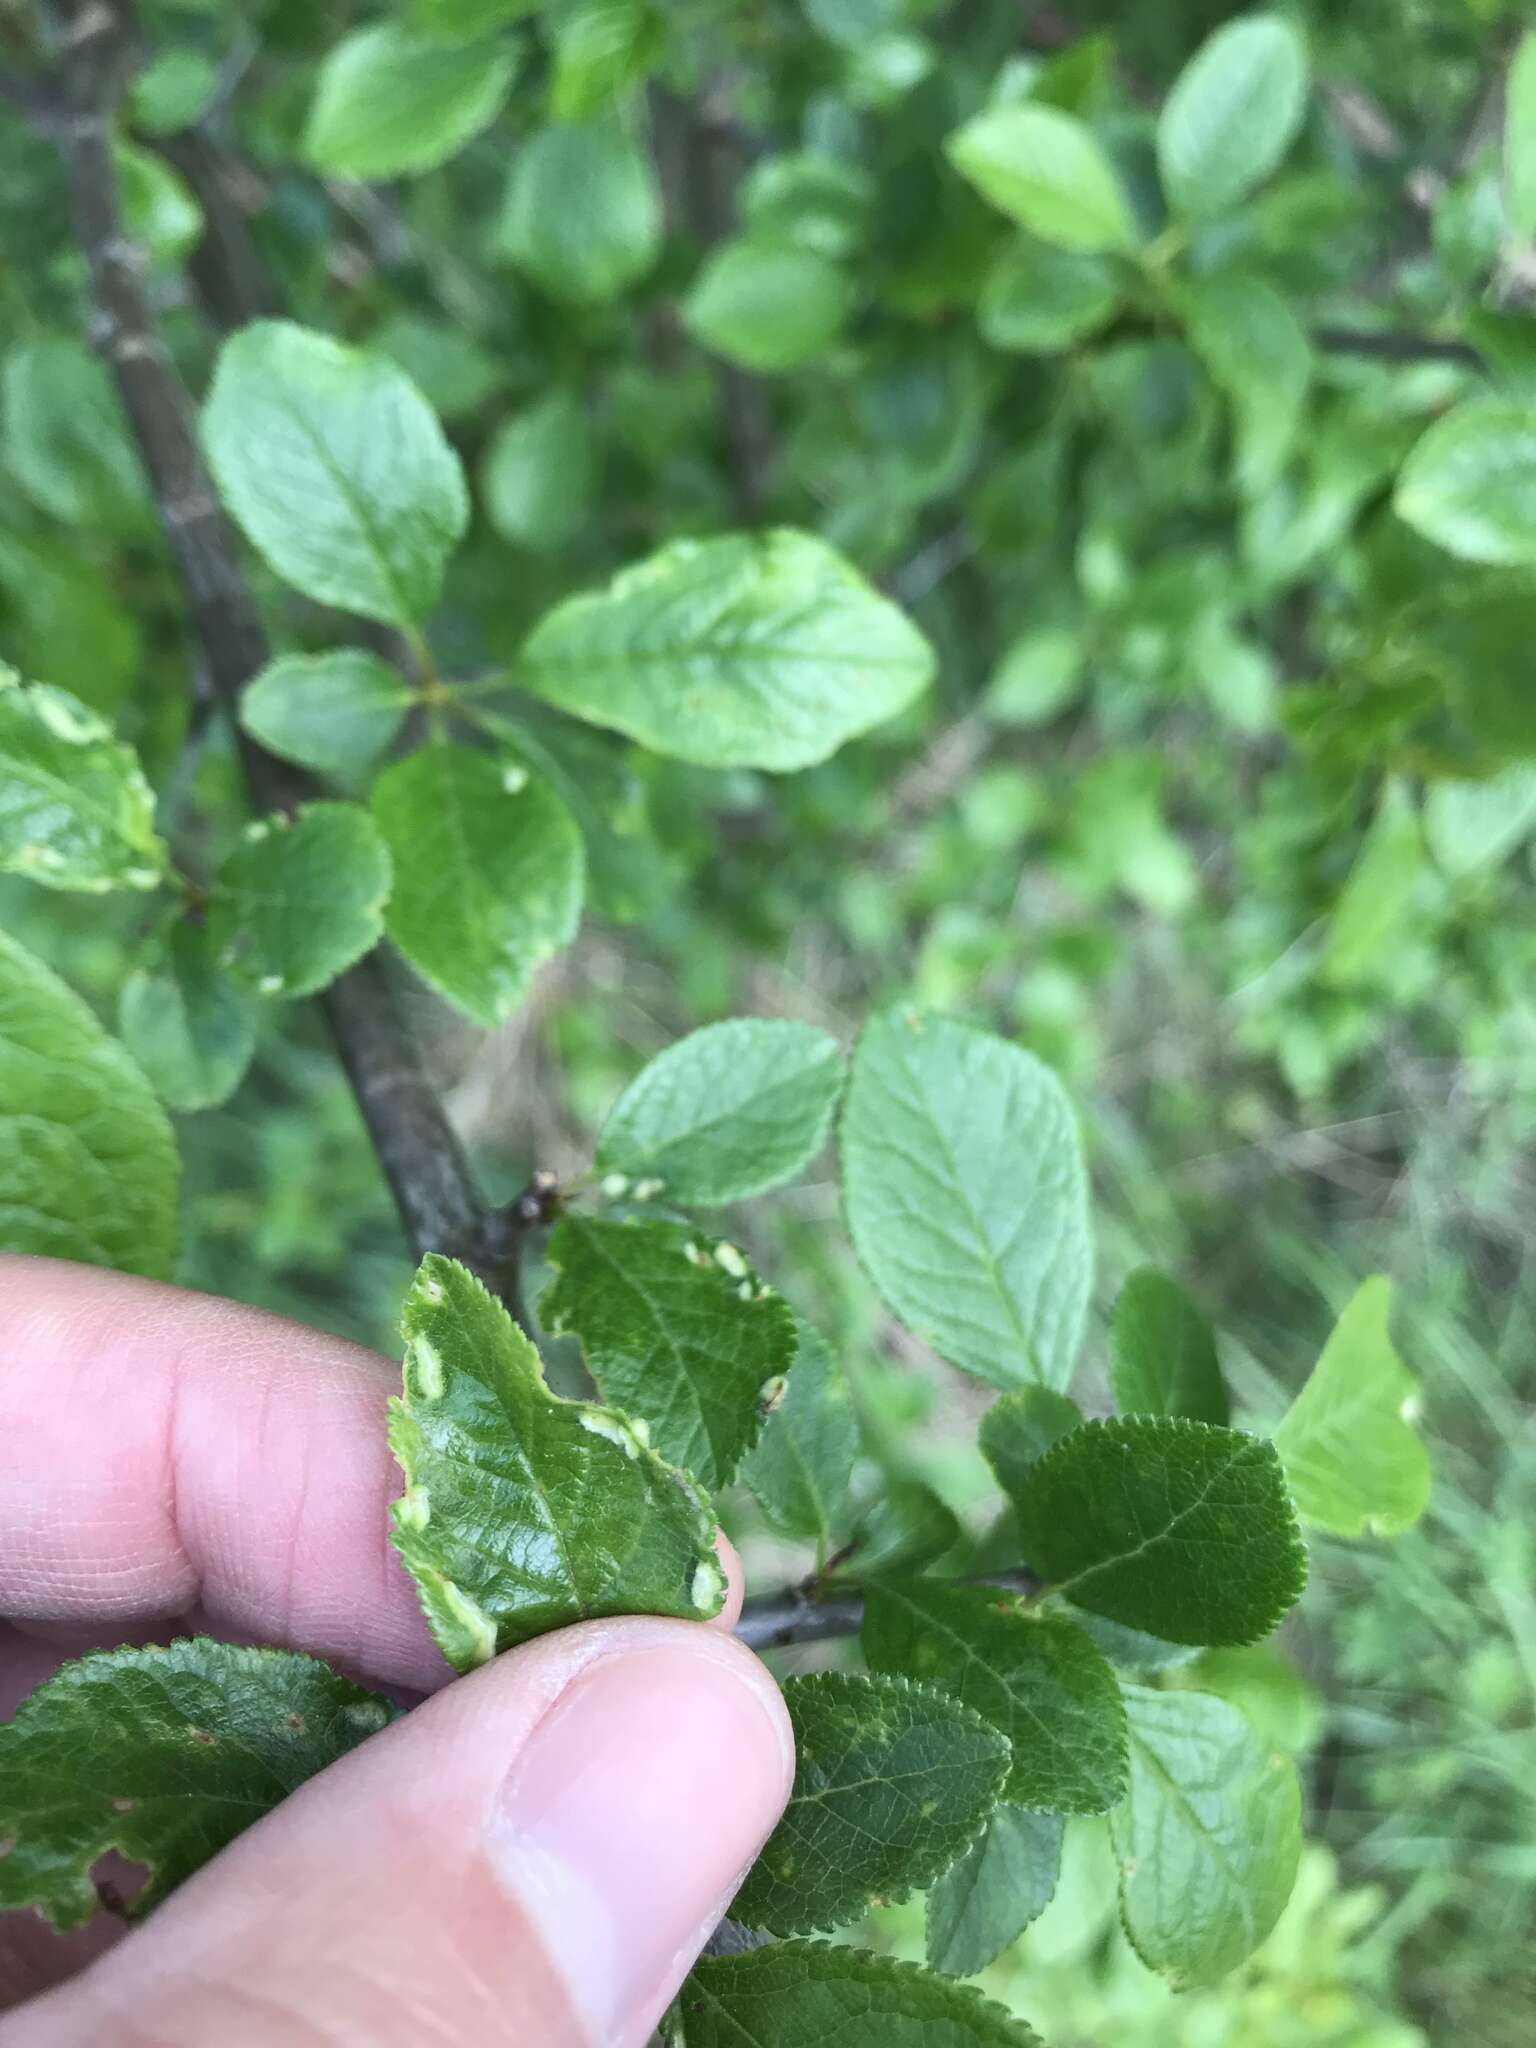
48, 0, 526, 1312
734, 1566, 1043, 1652
1313, 324, 1484, 370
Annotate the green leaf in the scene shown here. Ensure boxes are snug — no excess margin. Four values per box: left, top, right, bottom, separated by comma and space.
209, 802, 392, 1000
0, 928, 179, 1278
409, 0, 540, 36
390, 1256, 726, 1669
540, 1216, 796, 1489
733, 1673, 1010, 1936
239, 650, 415, 781
1180, 270, 1311, 495
862, 1583, 1126, 1815
1423, 766, 1536, 878
481, 391, 597, 553
119, 919, 258, 1114
677, 1942, 1043, 2047
1009, 1418, 1307, 1647
0, 668, 165, 892
202, 321, 468, 628
1273, 1278, 1430, 1539
0, 1640, 392, 1931
977, 236, 1122, 354
596, 1018, 844, 1205
304, 25, 517, 179
115, 142, 203, 271
739, 1317, 859, 1548
840, 1010, 1092, 1390
978, 1388, 1082, 1499
1505, 30, 1536, 239
1110, 1268, 1229, 1425
130, 48, 218, 134
499, 118, 663, 306
1319, 778, 1424, 989
520, 530, 935, 772
548, 0, 658, 120
1110, 1682, 1302, 1988
983, 628, 1084, 727
926, 1806, 1063, 1978
1, 335, 148, 536
683, 238, 853, 373
946, 104, 1135, 254
841, 1484, 961, 1581
1187, 1644, 1321, 1754
1394, 401, 1536, 565
1157, 13, 1308, 219
371, 743, 584, 1028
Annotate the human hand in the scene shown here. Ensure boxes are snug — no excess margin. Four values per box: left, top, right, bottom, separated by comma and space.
0, 1256, 793, 2046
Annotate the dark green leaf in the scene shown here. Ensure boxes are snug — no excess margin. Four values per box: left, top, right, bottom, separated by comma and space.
119, 919, 258, 1113
862, 1583, 1126, 1815
202, 321, 468, 628
1180, 270, 1311, 495
596, 1018, 844, 1205
1110, 1268, 1229, 1425
499, 119, 662, 306
0, 1640, 392, 1930
0, 669, 165, 892
305, 25, 518, 179
841, 1010, 1092, 1390
1010, 1417, 1308, 1647
540, 1216, 796, 1489
978, 236, 1121, 354
481, 392, 597, 552
372, 744, 584, 1028
677, 1942, 1043, 2046
390, 1256, 726, 1670
684, 238, 853, 373
739, 1317, 859, 1548
520, 530, 934, 772
1273, 1277, 1430, 1538
239, 650, 414, 781
841, 1484, 961, 1580
979, 1388, 1082, 1499
209, 802, 392, 1000
733, 1673, 1010, 1936
1110, 1682, 1302, 1987
1157, 14, 1308, 218
0, 928, 179, 1278
1, 335, 148, 536
946, 104, 1135, 253
926, 1806, 1063, 1978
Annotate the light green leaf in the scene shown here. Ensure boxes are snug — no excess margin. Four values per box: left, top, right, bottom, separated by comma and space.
1, 335, 148, 536
840, 1010, 1092, 1390
520, 530, 935, 772
1157, 13, 1308, 218
733, 1673, 1010, 1936
390, 1256, 725, 1669
1319, 778, 1424, 989
946, 104, 1135, 254
239, 650, 414, 781
547, 0, 658, 120
683, 238, 853, 373
978, 236, 1122, 354
926, 1806, 1063, 1978
1180, 270, 1311, 495
130, 48, 218, 134
114, 142, 203, 270
0, 669, 165, 892
1505, 31, 1536, 239
540, 1216, 796, 1489
1273, 1278, 1430, 1539
0, 928, 179, 1278
202, 321, 468, 627
1110, 1267, 1229, 1425
978, 1388, 1081, 1500
983, 628, 1084, 727
481, 391, 597, 552
1010, 1417, 1307, 1647
209, 802, 391, 1000
596, 1018, 844, 1205
0, 1640, 392, 1930
499, 119, 662, 306
740, 1317, 859, 1548
677, 1942, 1043, 2047
1394, 401, 1536, 565
119, 919, 258, 1114
371, 744, 584, 1028
1186, 1644, 1321, 1754
1423, 765, 1536, 877
305, 25, 517, 179
862, 1583, 1126, 1815
1110, 1683, 1302, 1988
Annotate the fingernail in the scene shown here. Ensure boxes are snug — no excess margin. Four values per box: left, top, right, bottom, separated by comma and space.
487, 1633, 792, 2046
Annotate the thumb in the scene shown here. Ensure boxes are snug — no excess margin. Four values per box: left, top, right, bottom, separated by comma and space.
16, 1619, 793, 2048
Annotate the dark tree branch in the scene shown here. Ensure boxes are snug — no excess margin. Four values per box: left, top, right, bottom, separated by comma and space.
151, 126, 283, 328
1313, 324, 1485, 370
734, 1566, 1044, 1652
48, 0, 526, 1312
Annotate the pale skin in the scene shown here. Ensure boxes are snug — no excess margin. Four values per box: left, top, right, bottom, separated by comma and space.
0, 1256, 794, 2047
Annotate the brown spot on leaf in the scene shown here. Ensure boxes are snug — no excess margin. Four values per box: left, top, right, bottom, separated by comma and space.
111, 1797, 137, 1814
187, 1727, 216, 1747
